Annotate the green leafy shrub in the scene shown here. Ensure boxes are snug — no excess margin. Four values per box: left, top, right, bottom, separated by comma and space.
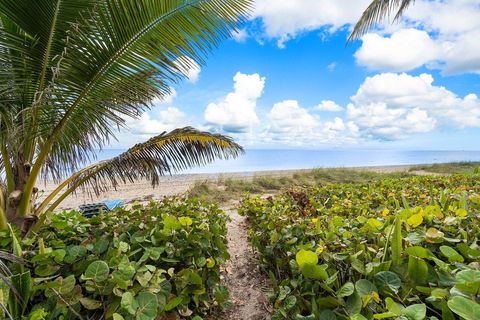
239, 175, 480, 320
0, 198, 230, 320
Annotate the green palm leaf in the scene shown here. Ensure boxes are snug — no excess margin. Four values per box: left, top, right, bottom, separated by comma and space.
0, 0, 252, 219
349, 0, 414, 41
37, 127, 244, 214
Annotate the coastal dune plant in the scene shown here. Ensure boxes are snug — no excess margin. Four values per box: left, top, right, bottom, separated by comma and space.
0, 0, 252, 233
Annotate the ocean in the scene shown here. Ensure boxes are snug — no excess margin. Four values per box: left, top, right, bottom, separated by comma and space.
95, 149, 480, 174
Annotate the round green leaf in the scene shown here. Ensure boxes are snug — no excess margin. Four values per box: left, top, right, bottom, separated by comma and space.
401, 303, 426, 320
165, 296, 183, 312
440, 246, 464, 263
84, 260, 109, 282
447, 296, 480, 320
296, 249, 318, 268
374, 271, 401, 294
319, 309, 337, 320
355, 279, 377, 297
336, 282, 355, 298
121, 292, 138, 315
136, 292, 158, 320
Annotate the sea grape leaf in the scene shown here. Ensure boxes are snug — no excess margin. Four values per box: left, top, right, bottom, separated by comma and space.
64, 245, 87, 263
406, 213, 423, 228
178, 216, 193, 226
447, 297, 480, 320
346, 293, 362, 315
296, 249, 318, 268
401, 303, 426, 320
83, 261, 109, 282
336, 282, 355, 298
374, 271, 401, 294
405, 246, 430, 259
164, 296, 183, 311
296, 250, 327, 280
319, 309, 336, 320
112, 314, 125, 320
80, 297, 102, 310
425, 228, 444, 241
136, 292, 158, 320
454, 270, 480, 295
385, 297, 402, 316
302, 264, 328, 280
440, 246, 464, 263
121, 292, 138, 315
407, 256, 428, 285
355, 279, 378, 297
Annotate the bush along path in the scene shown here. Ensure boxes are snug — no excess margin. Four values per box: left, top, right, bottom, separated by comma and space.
218, 206, 272, 320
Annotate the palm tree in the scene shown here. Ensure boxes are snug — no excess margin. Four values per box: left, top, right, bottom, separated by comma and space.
0, 0, 251, 234
350, 0, 414, 40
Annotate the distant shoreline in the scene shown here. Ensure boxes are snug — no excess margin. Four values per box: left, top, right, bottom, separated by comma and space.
37, 162, 477, 211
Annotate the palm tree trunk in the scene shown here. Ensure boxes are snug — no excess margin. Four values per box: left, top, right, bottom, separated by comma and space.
6, 156, 37, 233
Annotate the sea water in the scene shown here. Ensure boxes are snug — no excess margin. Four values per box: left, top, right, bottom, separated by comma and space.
96, 149, 480, 174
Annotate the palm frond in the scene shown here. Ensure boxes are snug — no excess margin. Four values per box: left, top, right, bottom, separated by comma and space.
30, 0, 252, 179
40, 127, 244, 213
349, 0, 414, 41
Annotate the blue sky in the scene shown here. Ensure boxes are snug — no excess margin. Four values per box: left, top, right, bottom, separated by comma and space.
115, 0, 480, 151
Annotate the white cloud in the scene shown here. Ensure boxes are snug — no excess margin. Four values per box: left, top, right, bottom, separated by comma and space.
204, 72, 266, 132
354, 1, 480, 74
263, 100, 357, 146
249, 0, 480, 75
355, 29, 440, 71
151, 88, 177, 105
175, 56, 201, 83
253, 0, 371, 47
268, 100, 319, 134
405, 0, 480, 35
347, 103, 436, 140
231, 29, 248, 42
327, 62, 337, 72
127, 107, 188, 135
346, 73, 480, 139
315, 100, 344, 112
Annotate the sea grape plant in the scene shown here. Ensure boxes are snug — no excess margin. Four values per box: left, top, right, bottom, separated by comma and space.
240, 174, 480, 320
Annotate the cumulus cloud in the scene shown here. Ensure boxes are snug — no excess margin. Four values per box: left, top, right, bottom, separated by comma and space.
204, 72, 266, 132
354, 1, 480, 74
253, 0, 371, 47
127, 107, 189, 135
315, 100, 344, 112
263, 100, 357, 145
248, 0, 480, 75
175, 56, 201, 83
346, 73, 480, 139
355, 29, 440, 71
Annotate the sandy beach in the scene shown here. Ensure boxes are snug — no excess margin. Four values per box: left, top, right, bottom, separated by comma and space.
34, 164, 421, 212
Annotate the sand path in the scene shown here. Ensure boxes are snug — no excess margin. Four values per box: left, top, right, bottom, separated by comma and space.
218, 206, 271, 320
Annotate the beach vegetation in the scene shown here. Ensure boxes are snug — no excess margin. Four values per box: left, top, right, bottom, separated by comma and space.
0, 0, 251, 234
188, 169, 409, 203
239, 174, 480, 319
0, 198, 230, 319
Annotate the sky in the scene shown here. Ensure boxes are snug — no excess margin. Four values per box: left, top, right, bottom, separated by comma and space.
114, 0, 480, 151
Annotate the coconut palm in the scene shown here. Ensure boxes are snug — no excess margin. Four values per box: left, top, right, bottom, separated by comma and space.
0, 0, 251, 233
350, 0, 414, 40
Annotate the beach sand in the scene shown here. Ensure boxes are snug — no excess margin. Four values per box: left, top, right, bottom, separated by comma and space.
36, 164, 416, 211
